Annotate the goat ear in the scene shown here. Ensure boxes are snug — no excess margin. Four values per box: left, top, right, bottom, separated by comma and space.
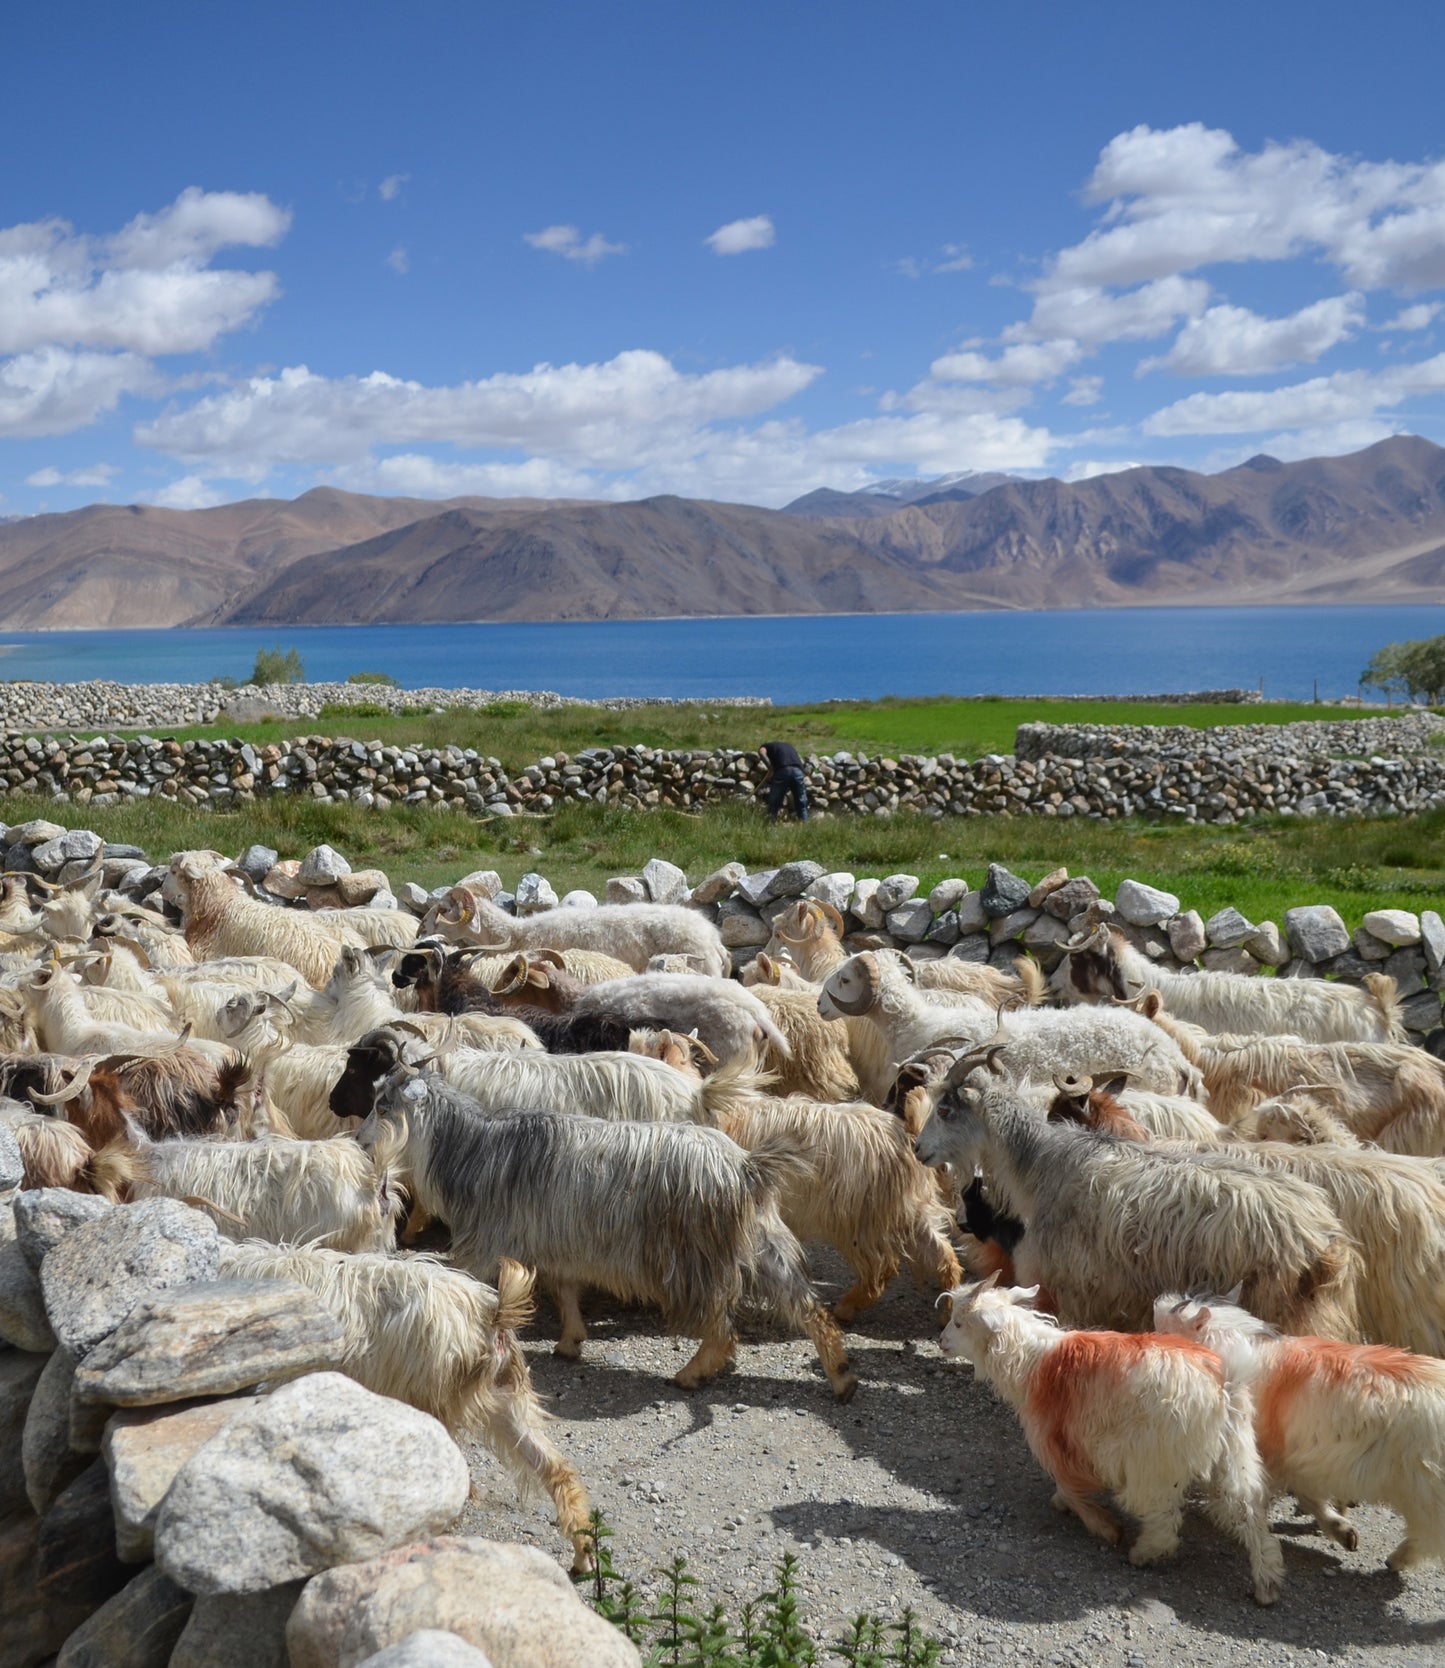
979, 1269, 1000, 1291
1223, 1282, 1243, 1305
1099, 1074, 1130, 1098
1140, 991, 1163, 1019
1013, 1284, 1042, 1305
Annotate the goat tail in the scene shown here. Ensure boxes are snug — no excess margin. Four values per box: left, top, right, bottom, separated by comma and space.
1012, 955, 1047, 1007
1298, 1236, 1364, 1342
494, 1258, 537, 1333
87, 1138, 137, 1202
751, 1005, 793, 1059
741, 1130, 813, 1199
1362, 972, 1406, 1042
698, 1057, 774, 1125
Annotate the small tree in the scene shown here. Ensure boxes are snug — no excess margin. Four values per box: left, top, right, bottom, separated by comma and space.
346, 670, 399, 687
1361, 636, 1445, 705
250, 646, 305, 685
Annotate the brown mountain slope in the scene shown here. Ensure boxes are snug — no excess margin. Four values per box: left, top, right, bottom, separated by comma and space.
5, 436, 1445, 628
220, 497, 972, 624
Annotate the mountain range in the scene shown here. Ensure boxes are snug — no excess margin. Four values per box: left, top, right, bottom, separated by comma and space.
5, 436, 1445, 629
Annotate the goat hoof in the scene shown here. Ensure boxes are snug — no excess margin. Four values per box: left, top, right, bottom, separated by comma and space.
1253, 1576, 1282, 1606
554, 1340, 583, 1360
571, 1547, 596, 1577
1337, 1524, 1359, 1552
833, 1373, 859, 1404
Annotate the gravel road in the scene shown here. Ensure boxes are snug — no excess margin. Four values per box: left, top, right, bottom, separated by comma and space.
457, 1250, 1444, 1667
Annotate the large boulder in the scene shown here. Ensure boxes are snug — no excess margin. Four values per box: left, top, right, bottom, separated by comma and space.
14, 1191, 115, 1272
0, 1351, 48, 1513
105, 1399, 258, 1564
0, 1237, 58, 1351
286, 1537, 640, 1668
23, 1347, 89, 1514
168, 1581, 306, 1668
54, 1563, 193, 1668
41, 1200, 220, 1359
1114, 879, 1181, 927
74, 1280, 344, 1407
355, 1634, 495, 1668
1284, 905, 1351, 964
155, 1374, 469, 1596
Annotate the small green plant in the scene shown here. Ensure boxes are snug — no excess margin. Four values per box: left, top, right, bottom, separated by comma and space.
577, 1513, 940, 1667
320, 701, 392, 721
347, 670, 400, 686
250, 646, 305, 685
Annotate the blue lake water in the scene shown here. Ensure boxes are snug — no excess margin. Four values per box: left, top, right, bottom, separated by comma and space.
0, 606, 1439, 704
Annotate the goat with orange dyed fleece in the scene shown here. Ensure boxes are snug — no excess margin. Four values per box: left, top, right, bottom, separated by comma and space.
1156, 1292, 1445, 1573
939, 1275, 1283, 1604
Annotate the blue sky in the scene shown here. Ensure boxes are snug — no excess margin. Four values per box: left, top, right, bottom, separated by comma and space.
5, 0, 1445, 513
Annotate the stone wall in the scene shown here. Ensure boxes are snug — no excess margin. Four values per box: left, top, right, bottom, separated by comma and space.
3, 721, 1445, 825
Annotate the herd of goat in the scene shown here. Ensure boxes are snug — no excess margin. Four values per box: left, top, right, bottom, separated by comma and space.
2, 853, 1444, 1606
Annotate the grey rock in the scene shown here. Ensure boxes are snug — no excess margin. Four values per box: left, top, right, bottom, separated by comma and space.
735, 870, 779, 909
717, 901, 769, 948
1284, 904, 1351, 963
155, 1372, 469, 1596
950, 933, 991, 964
1203, 906, 1254, 948
1115, 878, 1181, 926
849, 877, 884, 928
803, 871, 855, 913
1243, 920, 1287, 966
925, 910, 961, 946
32, 829, 105, 872
557, 889, 598, 909
641, 857, 690, 905
38, 1456, 130, 1613
512, 873, 557, 915
1399, 990, 1443, 1033
236, 845, 279, 882
0, 1236, 57, 1350
3, 842, 41, 876
75, 1279, 345, 1407
7, 818, 67, 847
1042, 876, 1102, 921
980, 864, 1030, 919
399, 882, 432, 916
452, 869, 502, 900
1422, 909, 1445, 975
55, 1563, 193, 1668
691, 863, 747, 906
24, 1346, 88, 1514
1351, 927, 1393, 962
297, 845, 351, 885
1023, 915, 1070, 949
355, 1633, 495, 1668
1026, 867, 1069, 908
14, 1189, 116, 1271
0, 1349, 48, 1513
1363, 908, 1422, 947
761, 859, 824, 901
1201, 946, 1259, 975
105, 1398, 256, 1564
1167, 910, 1207, 962
955, 890, 989, 934
926, 878, 969, 916
885, 899, 934, 944
284, 1536, 640, 1668
0, 1121, 21, 1195
170, 1583, 306, 1668
874, 873, 920, 912
604, 876, 648, 906
41, 1198, 221, 1359
989, 906, 1038, 944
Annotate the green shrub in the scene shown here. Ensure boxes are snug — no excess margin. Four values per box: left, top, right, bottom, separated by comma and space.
320, 701, 392, 720
579, 1512, 941, 1667
250, 646, 305, 685
347, 671, 400, 687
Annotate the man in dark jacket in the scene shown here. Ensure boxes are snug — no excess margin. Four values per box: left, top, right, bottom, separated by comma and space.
759, 741, 809, 822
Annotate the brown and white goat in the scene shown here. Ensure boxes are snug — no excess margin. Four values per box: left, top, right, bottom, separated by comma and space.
941, 1277, 1283, 1604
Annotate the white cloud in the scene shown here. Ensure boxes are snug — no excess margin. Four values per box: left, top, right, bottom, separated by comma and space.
1144, 351, 1445, 435
1061, 459, 1143, 482
0, 346, 154, 438
1009, 276, 1211, 346
935, 244, 973, 273
704, 215, 775, 256
378, 174, 409, 202
25, 462, 117, 488
135, 350, 824, 471
523, 225, 626, 265
147, 475, 231, 509
1045, 123, 1445, 293
385, 246, 409, 276
930, 338, 1082, 387
1143, 293, 1365, 377
1061, 376, 1104, 407
343, 452, 599, 500
0, 189, 288, 357
1376, 302, 1440, 332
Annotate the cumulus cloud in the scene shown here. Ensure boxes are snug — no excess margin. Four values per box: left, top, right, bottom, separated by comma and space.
0, 187, 289, 423
1062, 459, 1144, 482
1061, 375, 1104, 407
25, 461, 117, 488
1009, 275, 1211, 347
147, 475, 232, 509
1144, 351, 1445, 435
929, 338, 1083, 387
704, 215, 775, 256
1143, 293, 1366, 377
378, 174, 409, 202
385, 246, 409, 275
1376, 301, 1440, 332
0, 346, 154, 438
523, 225, 626, 265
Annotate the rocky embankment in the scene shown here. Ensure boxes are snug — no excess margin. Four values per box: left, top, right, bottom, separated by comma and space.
0, 1185, 634, 1668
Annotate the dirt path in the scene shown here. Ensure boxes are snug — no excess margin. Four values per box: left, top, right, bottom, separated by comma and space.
457, 1251, 1444, 1666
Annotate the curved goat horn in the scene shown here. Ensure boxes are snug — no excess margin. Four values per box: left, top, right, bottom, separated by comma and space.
1053, 1073, 1094, 1097
30, 1066, 92, 1106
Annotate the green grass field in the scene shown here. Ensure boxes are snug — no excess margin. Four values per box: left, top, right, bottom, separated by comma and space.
5, 789, 1442, 929
143, 696, 1384, 774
